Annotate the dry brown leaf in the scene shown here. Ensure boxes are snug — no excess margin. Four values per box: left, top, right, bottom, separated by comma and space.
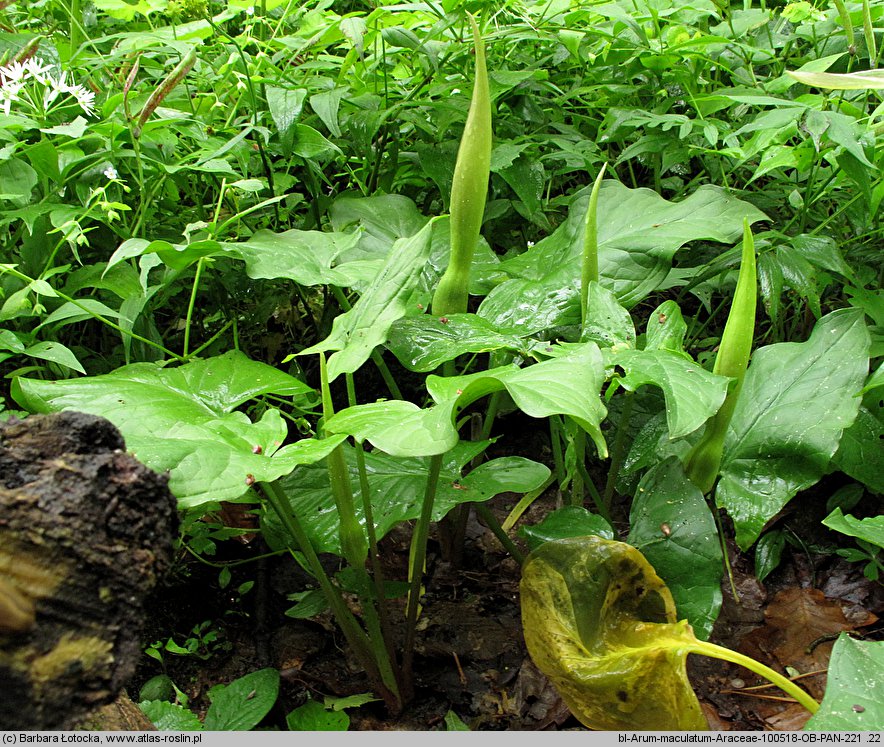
740, 587, 877, 700
764, 703, 812, 731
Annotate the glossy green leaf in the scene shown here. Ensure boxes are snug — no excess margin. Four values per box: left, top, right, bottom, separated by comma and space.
863, 363, 884, 393
717, 309, 870, 549
610, 348, 730, 439
518, 506, 614, 552
788, 69, 884, 89
520, 536, 708, 730
443, 710, 470, 731
386, 313, 535, 372
325, 400, 458, 457
266, 444, 549, 555
291, 124, 341, 158
329, 194, 503, 297
106, 238, 224, 272
300, 219, 436, 381
427, 342, 608, 457
203, 668, 279, 731
330, 343, 608, 458
478, 268, 581, 336
33, 299, 123, 332
804, 635, 884, 730
12, 351, 342, 509
287, 699, 349, 731
645, 301, 688, 353
94, 0, 167, 20
230, 228, 379, 292
580, 282, 635, 349
22, 340, 86, 374
831, 403, 884, 494
823, 508, 884, 551
479, 183, 767, 337
626, 458, 723, 640
139, 701, 203, 731
0, 158, 38, 201
265, 86, 307, 137
754, 530, 786, 582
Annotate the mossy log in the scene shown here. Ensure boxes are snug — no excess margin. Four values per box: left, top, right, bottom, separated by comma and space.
0, 412, 177, 730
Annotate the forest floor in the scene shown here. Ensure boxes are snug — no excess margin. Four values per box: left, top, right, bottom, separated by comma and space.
134, 416, 883, 732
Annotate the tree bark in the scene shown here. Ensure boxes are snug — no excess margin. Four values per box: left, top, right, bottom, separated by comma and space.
0, 412, 177, 730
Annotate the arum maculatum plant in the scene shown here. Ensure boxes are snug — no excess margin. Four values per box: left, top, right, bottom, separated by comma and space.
404, 10, 492, 686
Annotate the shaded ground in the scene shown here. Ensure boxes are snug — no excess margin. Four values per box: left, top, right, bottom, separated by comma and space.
132, 419, 883, 731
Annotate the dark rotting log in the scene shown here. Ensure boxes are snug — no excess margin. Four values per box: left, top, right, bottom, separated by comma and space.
0, 411, 177, 730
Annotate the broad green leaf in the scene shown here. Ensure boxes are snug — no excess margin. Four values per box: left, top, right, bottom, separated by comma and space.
822, 508, 884, 551
285, 589, 328, 619
329, 194, 503, 295
267, 444, 549, 555
228, 0, 287, 8
864, 363, 884, 393
330, 194, 426, 255
299, 219, 436, 381
106, 238, 224, 273
520, 536, 708, 730
717, 309, 871, 549
324, 693, 380, 711
831, 404, 884, 494
325, 400, 458, 457
518, 506, 614, 552
804, 635, 884, 730
94, 0, 167, 20
788, 69, 884, 89
266, 86, 307, 137
627, 459, 723, 640
291, 124, 341, 158
754, 530, 786, 582
427, 343, 608, 457
12, 351, 340, 508
500, 156, 546, 221
139, 701, 203, 731
478, 268, 581, 336
645, 301, 688, 353
287, 699, 349, 731
310, 89, 345, 138
479, 183, 767, 337
0, 329, 26, 353
610, 348, 730, 439
203, 669, 279, 731
579, 282, 635, 349
0, 158, 38, 201
229, 228, 379, 291
329, 348, 608, 459
386, 313, 534, 372
41, 117, 89, 138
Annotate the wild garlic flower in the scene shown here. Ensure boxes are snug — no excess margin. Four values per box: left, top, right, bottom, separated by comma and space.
0, 56, 95, 119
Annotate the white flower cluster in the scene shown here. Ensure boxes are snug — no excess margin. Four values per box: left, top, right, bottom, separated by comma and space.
0, 56, 95, 118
